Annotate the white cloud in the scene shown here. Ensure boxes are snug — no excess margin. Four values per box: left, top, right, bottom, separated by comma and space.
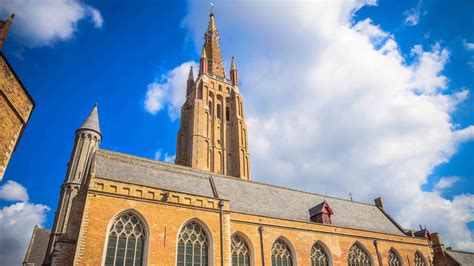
465, 41, 474, 51
434, 176, 461, 194
0, 180, 29, 201
177, 0, 474, 251
0, 180, 50, 265
0, 0, 103, 47
403, 0, 423, 26
154, 149, 176, 164
88, 7, 103, 28
154, 150, 162, 160
164, 153, 176, 163
144, 61, 198, 120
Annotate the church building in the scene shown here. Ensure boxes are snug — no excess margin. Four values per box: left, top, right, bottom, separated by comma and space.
24, 11, 474, 266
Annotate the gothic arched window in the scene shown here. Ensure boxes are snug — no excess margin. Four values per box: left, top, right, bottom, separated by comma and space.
388, 249, 402, 266
311, 242, 329, 266
231, 234, 251, 266
271, 238, 293, 266
414, 252, 426, 266
104, 212, 146, 266
177, 220, 209, 266
347, 243, 371, 266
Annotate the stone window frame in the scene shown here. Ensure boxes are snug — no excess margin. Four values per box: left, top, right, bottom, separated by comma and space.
387, 248, 403, 266
270, 237, 297, 266
347, 241, 373, 266
414, 251, 427, 266
175, 218, 214, 266
231, 232, 254, 266
101, 209, 150, 266
310, 241, 332, 266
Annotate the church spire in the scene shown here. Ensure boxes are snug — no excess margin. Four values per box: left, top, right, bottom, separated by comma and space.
78, 103, 101, 137
0, 14, 14, 49
203, 11, 225, 78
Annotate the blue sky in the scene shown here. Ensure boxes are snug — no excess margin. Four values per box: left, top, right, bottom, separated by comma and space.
0, 0, 473, 264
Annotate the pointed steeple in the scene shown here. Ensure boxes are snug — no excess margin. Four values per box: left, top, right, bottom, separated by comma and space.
203, 12, 225, 78
201, 45, 207, 58
188, 66, 194, 81
186, 66, 195, 96
78, 103, 101, 136
231, 56, 237, 70
0, 14, 14, 49
230, 56, 238, 85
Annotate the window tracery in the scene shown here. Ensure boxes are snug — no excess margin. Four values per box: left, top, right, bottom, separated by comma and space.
311, 243, 329, 266
231, 234, 251, 266
271, 238, 293, 266
414, 252, 426, 266
104, 212, 145, 266
388, 249, 401, 266
347, 243, 371, 266
177, 221, 209, 266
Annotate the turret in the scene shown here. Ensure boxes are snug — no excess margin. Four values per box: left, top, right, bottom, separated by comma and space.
44, 104, 102, 264
230, 56, 238, 85
199, 45, 208, 75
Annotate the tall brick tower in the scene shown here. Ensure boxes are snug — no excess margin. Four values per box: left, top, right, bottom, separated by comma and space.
175, 11, 250, 180
44, 104, 101, 265
0, 14, 35, 181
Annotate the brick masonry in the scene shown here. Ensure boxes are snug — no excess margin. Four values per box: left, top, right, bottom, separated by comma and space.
0, 53, 34, 180
70, 176, 432, 265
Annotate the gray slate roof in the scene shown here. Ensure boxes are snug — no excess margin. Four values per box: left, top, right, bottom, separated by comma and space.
78, 104, 101, 135
446, 250, 474, 266
94, 149, 405, 236
24, 226, 50, 265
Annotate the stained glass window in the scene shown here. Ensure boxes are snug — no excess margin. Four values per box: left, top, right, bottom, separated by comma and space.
347, 243, 371, 266
311, 243, 329, 266
231, 234, 251, 266
271, 238, 293, 266
388, 249, 401, 266
414, 252, 426, 266
104, 212, 146, 266
177, 221, 209, 266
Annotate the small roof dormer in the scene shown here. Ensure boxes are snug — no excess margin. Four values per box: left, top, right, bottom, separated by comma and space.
309, 201, 334, 225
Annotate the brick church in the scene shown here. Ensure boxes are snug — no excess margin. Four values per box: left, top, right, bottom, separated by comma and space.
24, 11, 474, 266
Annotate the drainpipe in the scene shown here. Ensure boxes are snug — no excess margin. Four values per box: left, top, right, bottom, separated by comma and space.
373, 240, 383, 266
218, 200, 224, 266
259, 225, 265, 266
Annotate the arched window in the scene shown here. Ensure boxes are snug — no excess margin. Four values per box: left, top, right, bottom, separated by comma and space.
414, 252, 426, 266
197, 86, 203, 99
104, 212, 146, 266
217, 104, 222, 119
388, 249, 402, 266
311, 242, 329, 266
177, 221, 209, 266
271, 238, 293, 266
226, 106, 230, 121
348, 243, 371, 266
231, 234, 251, 266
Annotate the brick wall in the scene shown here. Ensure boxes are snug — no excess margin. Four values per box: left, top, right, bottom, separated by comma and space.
69, 177, 433, 266
0, 54, 34, 180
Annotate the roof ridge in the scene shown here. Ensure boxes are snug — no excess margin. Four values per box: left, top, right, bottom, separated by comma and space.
97, 149, 376, 207
447, 249, 474, 255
